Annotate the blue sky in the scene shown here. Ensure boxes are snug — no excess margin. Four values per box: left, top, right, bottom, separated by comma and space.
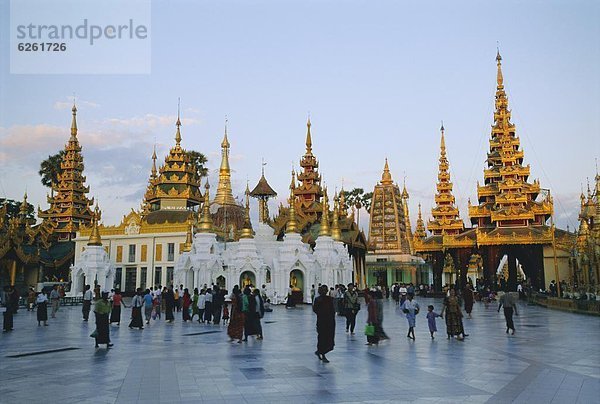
1, 0, 599, 231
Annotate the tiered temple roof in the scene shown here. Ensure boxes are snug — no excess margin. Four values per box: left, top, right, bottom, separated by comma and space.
468, 51, 553, 230
573, 171, 600, 287
367, 159, 412, 253
38, 104, 95, 242
294, 118, 323, 217
427, 124, 464, 236
143, 115, 203, 212
250, 165, 277, 223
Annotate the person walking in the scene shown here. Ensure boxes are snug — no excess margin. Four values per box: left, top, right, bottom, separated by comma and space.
110, 289, 126, 325
252, 288, 265, 340
191, 288, 200, 322
343, 283, 359, 334
365, 290, 380, 346
212, 286, 223, 325
93, 292, 112, 348
50, 285, 60, 318
173, 287, 180, 313
227, 286, 244, 343
2, 286, 16, 332
313, 285, 335, 362
82, 284, 93, 321
36, 290, 49, 326
27, 287, 36, 311
203, 288, 213, 323
143, 289, 153, 324
197, 290, 206, 323
241, 286, 257, 341
441, 288, 465, 340
401, 294, 420, 340
164, 285, 175, 323
498, 289, 518, 335
128, 288, 144, 329
463, 284, 474, 319
182, 288, 191, 322
426, 305, 442, 339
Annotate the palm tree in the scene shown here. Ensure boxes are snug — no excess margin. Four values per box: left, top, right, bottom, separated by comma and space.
186, 150, 208, 178
39, 150, 65, 196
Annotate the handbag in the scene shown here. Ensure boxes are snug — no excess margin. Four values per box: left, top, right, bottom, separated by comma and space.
364, 324, 375, 336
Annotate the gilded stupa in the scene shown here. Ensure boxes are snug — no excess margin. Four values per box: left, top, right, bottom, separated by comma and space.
38, 103, 95, 242
210, 122, 245, 240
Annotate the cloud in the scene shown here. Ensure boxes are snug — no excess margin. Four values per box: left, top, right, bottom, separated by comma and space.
104, 114, 199, 129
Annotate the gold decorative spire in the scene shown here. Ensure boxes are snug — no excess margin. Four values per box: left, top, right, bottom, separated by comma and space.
496, 49, 504, 89
428, 124, 463, 235
151, 145, 157, 179
183, 217, 193, 251
240, 182, 254, 239
286, 171, 299, 233
175, 100, 182, 146
214, 119, 236, 206
331, 193, 342, 241
70, 103, 78, 140
338, 185, 348, 217
88, 205, 102, 246
19, 191, 28, 216
319, 188, 330, 237
414, 203, 426, 239
305, 117, 313, 155
381, 158, 393, 185
198, 180, 214, 232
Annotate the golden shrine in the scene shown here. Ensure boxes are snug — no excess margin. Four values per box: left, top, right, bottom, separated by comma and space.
570, 172, 600, 294
413, 52, 574, 291
365, 159, 426, 286
270, 119, 368, 286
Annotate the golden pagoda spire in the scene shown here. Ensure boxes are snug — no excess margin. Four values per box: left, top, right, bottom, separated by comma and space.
183, 217, 193, 251
19, 191, 28, 217
286, 171, 299, 233
151, 145, 157, 179
70, 103, 78, 140
88, 204, 102, 246
319, 188, 331, 237
305, 117, 313, 156
339, 185, 348, 217
214, 118, 236, 206
415, 203, 426, 239
496, 49, 504, 89
331, 192, 342, 241
381, 158, 393, 185
175, 99, 182, 146
240, 182, 254, 239
198, 180, 214, 233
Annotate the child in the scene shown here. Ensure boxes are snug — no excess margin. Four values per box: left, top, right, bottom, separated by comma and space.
222, 303, 230, 325
426, 305, 442, 339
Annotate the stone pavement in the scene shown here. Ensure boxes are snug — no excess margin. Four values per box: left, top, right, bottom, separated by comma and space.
1, 297, 599, 404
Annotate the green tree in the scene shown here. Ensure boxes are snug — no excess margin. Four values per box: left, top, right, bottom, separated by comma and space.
39, 150, 65, 193
0, 198, 34, 221
186, 150, 208, 178
342, 188, 373, 212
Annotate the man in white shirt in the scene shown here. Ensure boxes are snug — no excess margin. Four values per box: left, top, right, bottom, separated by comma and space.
82, 285, 93, 321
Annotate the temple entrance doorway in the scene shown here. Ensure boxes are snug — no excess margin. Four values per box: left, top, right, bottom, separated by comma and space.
216, 275, 226, 289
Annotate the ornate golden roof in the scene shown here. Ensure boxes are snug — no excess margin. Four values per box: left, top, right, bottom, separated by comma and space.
428, 124, 464, 236
144, 115, 203, 211
295, 118, 323, 212
38, 103, 94, 242
469, 51, 553, 229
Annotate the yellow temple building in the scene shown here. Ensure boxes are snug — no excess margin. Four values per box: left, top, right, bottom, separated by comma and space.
365, 159, 426, 287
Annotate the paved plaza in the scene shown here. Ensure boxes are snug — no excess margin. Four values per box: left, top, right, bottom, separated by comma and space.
1, 298, 599, 404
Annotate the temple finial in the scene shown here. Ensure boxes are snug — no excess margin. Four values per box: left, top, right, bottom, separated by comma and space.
175, 99, 182, 146
221, 116, 230, 148
88, 204, 102, 246
305, 115, 313, 155
381, 158, 393, 185
496, 47, 504, 88
70, 102, 78, 139
151, 144, 157, 178
198, 179, 213, 233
